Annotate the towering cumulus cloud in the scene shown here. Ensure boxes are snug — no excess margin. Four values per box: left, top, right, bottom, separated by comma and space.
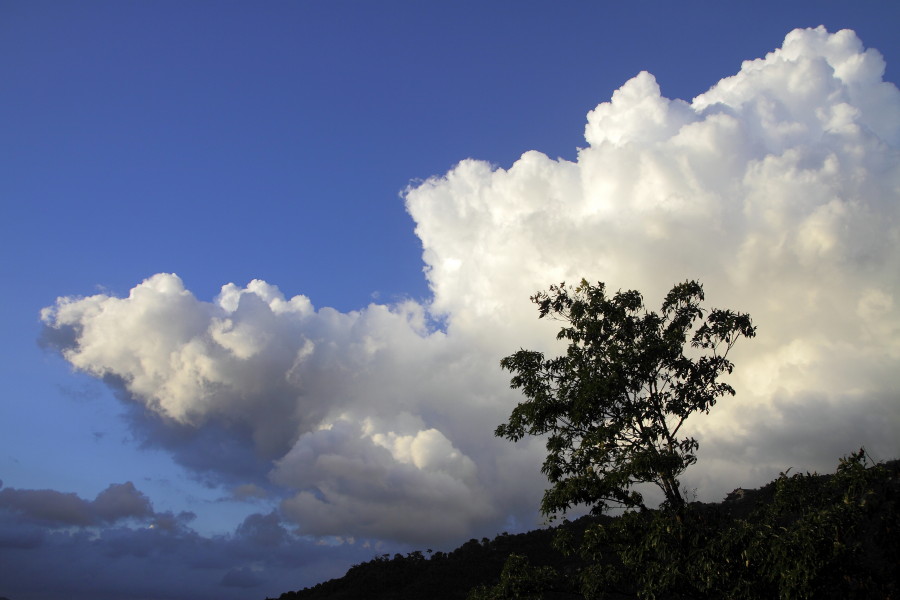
42, 27, 900, 544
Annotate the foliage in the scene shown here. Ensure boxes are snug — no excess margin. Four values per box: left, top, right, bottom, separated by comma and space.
266, 454, 897, 600
270, 525, 582, 600
573, 450, 899, 599
497, 279, 755, 516
467, 554, 558, 600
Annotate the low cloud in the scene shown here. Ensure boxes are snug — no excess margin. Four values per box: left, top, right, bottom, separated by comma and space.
39, 26, 900, 560
0, 481, 151, 527
0, 481, 376, 600
272, 416, 495, 544
221, 567, 264, 589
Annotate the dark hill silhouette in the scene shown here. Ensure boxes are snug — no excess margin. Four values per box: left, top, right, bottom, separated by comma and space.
267, 518, 599, 600
266, 455, 899, 600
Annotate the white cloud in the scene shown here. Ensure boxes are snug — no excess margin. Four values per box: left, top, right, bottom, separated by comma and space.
406, 25, 900, 490
271, 416, 494, 543
43, 26, 900, 543
42, 272, 523, 542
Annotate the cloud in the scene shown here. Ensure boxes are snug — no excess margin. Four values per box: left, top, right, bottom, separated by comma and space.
272, 415, 495, 544
0, 481, 377, 600
221, 566, 264, 588
405, 25, 900, 482
231, 483, 269, 500
41, 272, 524, 543
234, 511, 289, 547
0, 482, 152, 527
41, 276, 323, 458
91, 482, 154, 523
0, 487, 93, 527
40, 25, 900, 557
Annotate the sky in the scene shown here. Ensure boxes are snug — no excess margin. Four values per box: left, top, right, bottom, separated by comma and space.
2, 2, 900, 599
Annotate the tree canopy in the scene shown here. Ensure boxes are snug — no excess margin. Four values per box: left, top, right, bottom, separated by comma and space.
497, 279, 755, 516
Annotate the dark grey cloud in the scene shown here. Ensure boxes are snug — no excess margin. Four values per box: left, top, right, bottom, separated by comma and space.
0, 516, 44, 550
0, 482, 153, 528
0, 487, 93, 526
221, 567, 264, 588
0, 481, 389, 600
92, 482, 154, 523
235, 511, 289, 547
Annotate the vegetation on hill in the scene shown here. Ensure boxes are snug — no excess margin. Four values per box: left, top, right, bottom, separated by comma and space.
268, 518, 596, 600
268, 453, 898, 600
472, 450, 899, 599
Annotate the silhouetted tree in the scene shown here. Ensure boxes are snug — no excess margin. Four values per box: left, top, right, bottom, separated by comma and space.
497, 279, 755, 517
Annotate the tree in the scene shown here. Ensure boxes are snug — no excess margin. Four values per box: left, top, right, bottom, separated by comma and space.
467, 554, 558, 600
588, 450, 900, 599
497, 279, 755, 517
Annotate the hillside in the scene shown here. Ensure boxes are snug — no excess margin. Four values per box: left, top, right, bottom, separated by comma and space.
267, 517, 598, 600
267, 454, 899, 600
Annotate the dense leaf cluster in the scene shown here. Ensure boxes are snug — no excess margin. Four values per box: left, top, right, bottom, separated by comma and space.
498, 280, 754, 515
475, 451, 899, 600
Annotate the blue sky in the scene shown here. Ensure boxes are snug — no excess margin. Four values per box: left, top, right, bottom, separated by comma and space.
2, 2, 900, 599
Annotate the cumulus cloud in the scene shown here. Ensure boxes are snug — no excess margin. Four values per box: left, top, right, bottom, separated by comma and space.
405, 25, 900, 487
41, 272, 524, 542
271, 415, 494, 544
41, 276, 326, 458
41, 26, 900, 553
